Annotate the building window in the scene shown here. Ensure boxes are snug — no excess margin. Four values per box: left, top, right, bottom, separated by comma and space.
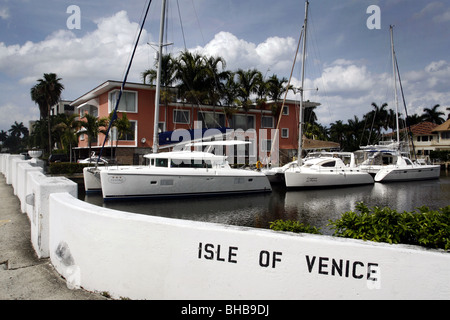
231, 114, 255, 129
281, 128, 289, 138
109, 90, 137, 113
442, 132, 450, 140
282, 106, 289, 115
198, 111, 225, 128
173, 110, 190, 124
261, 139, 272, 152
79, 105, 98, 118
158, 122, 165, 133
261, 116, 274, 128
119, 121, 136, 141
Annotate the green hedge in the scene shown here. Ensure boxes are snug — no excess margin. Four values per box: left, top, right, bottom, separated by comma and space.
269, 202, 450, 250
48, 162, 91, 175
269, 220, 321, 235
430, 150, 450, 161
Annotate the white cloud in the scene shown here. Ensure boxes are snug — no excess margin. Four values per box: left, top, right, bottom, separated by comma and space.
193, 31, 297, 76
402, 60, 450, 115
0, 103, 38, 131
0, 7, 9, 20
0, 10, 152, 131
0, 10, 149, 86
0, 9, 448, 132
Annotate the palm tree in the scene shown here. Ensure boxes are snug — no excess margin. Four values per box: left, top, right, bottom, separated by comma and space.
346, 115, 365, 151
204, 55, 228, 106
105, 112, 133, 159
0, 130, 8, 151
405, 113, 424, 126
222, 72, 239, 127
235, 68, 262, 129
52, 114, 81, 161
266, 74, 293, 117
30, 86, 47, 120
79, 114, 108, 159
422, 104, 445, 124
0, 130, 7, 142
329, 120, 347, 150
8, 121, 29, 138
203, 55, 229, 127
142, 53, 177, 88
174, 51, 209, 104
30, 73, 64, 155
364, 102, 388, 142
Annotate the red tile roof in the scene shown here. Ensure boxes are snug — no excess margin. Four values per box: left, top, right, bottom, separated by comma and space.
409, 122, 438, 135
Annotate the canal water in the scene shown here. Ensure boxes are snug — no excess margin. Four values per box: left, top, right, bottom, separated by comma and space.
82, 171, 450, 235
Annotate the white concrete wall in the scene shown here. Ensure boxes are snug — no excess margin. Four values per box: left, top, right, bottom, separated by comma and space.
27, 172, 77, 258
1, 154, 77, 258
17, 162, 43, 213
49, 192, 450, 300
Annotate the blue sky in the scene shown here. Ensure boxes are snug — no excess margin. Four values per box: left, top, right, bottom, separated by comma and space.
0, 0, 449, 132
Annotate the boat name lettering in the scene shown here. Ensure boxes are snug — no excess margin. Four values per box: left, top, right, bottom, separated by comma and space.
108, 175, 125, 184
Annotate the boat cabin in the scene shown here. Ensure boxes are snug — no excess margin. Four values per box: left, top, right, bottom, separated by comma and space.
144, 151, 229, 169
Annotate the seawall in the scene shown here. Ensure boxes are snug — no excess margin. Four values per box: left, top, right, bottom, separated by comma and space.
1, 153, 449, 299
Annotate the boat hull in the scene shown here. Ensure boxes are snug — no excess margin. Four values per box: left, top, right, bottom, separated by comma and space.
284, 169, 374, 188
99, 167, 272, 200
374, 165, 440, 182
83, 167, 102, 193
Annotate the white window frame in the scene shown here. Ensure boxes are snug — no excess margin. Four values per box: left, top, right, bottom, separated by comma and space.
198, 111, 226, 128
261, 116, 274, 128
281, 128, 289, 138
108, 90, 138, 113
232, 114, 255, 129
173, 109, 190, 124
118, 120, 137, 144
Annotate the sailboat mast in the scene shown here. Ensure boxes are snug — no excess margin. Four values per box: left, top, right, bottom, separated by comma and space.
152, 0, 167, 153
298, 0, 309, 164
390, 25, 400, 145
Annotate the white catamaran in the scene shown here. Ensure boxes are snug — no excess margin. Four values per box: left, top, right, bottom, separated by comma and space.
88, 0, 271, 200
283, 1, 373, 188
357, 26, 440, 182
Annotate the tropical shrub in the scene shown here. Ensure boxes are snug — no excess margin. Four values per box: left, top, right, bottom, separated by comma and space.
268, 202, 450, 250
269, 219, 321, 235
328, 202, 449, 250
48, 162, 90, 175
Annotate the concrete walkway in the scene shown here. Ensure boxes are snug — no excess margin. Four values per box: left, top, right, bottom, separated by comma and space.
0, 174, 106, 300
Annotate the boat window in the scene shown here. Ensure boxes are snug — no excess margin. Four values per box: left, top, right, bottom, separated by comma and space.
382, 156, 394, 165
155, 158, 169, 167
321, 161, 336, 167
170, 159, 212, 168
405, 158, 413, 165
